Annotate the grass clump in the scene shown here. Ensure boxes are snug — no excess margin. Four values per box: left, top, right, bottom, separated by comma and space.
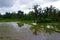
17, 22, 24, 27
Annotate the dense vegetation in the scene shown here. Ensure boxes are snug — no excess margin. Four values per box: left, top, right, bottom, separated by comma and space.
0, 5, 60, 23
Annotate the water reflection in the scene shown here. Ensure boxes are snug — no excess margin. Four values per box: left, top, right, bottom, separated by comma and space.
30, 23, 60, 35
0, 22, 60, 40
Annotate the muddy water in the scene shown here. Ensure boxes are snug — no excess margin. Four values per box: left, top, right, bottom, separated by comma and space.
0, 22, 60, 40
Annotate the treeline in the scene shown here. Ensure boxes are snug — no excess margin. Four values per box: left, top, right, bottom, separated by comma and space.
0, 5, 60, 23
0, 11, 24, 19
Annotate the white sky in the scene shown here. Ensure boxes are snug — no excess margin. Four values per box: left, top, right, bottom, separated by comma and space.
0, 0, 60, 14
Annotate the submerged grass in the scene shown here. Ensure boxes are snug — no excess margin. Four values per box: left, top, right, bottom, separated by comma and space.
17, 22, 24, 27
30, 23, 60, 35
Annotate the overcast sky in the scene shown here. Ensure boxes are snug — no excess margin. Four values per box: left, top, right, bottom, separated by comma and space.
0, 0, 60, 14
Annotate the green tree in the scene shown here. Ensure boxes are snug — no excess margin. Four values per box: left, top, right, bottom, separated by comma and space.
17, 10, 24, 19
3, 12, 11, 19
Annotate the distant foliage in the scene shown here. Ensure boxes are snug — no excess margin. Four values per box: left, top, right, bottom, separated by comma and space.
0, 5, 60, 23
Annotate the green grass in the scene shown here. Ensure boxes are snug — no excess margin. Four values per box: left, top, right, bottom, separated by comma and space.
0, 19, 34, 24
17, 22, 24, 27
30, 23, 60, 35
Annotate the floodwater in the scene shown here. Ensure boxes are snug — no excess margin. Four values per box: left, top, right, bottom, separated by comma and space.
0, 22, 60, 40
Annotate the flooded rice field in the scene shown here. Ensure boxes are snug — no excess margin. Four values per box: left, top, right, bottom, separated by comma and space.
0, 22, 60, 40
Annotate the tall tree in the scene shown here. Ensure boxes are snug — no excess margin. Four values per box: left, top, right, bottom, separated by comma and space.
17, 10, 24, 19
